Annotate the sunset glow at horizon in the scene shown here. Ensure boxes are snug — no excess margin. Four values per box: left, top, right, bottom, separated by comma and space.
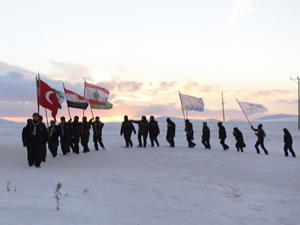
0, 0, 299, 122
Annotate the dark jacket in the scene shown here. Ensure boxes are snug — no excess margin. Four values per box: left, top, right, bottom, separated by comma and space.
132, 120, 149, 135
58, 122, 71, 140
252, 127, 266, 142
149, 120, 160, 137
93, 121, 104, 138
70, 121, 81, 139
284, 130, 293, 145
80, 121, 92, 137
219, 125, 227, 139
167, 121, 176, 138
233, 129, 246, 147
24, 121, 48, 146
185, 122, 194, 139
48, 125, 59, 141
120, 120, 136, 137
202, 126, 210, 140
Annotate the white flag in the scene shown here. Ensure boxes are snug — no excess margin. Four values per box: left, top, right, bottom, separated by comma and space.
180, 93, 204, 112
238, 101, 268, 115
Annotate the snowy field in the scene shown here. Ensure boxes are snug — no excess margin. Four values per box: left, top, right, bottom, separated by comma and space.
0, 118, 299, 225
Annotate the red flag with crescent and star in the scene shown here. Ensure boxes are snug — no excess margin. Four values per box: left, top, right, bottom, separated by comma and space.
39, 79, 59, 119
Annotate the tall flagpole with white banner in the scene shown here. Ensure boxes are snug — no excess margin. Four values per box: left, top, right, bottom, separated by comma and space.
178, 91, 186, 120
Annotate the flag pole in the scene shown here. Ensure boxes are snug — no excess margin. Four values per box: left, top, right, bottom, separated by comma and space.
236, 99, 252, 127
186, 107, 188, 119
44, 108, 49, 128
90, 105, 94, 119
63, 83, 72, 120
179, 91, 186, 120
83, 80, 86, 118
36, 73, 40, 115
222, 90, 226, 123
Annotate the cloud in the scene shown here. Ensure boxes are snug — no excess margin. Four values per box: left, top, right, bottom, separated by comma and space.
0, 61, 296, 122
50, 60, 92, 82
275, 99, 298, 105
243, 89, 292, 98
227, 0, 255, 27
101, 78, 143, 92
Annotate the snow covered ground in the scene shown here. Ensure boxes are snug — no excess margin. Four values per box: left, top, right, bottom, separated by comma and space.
0, 118, 299, 225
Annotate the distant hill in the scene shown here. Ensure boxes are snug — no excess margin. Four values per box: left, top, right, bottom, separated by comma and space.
255, 114, 297, 122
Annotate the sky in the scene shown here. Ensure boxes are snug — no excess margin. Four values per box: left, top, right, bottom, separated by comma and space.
0, 0, 299, 122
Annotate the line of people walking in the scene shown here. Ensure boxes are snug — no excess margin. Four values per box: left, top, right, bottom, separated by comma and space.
22, 113, 297, 168
22, 113, 105, 167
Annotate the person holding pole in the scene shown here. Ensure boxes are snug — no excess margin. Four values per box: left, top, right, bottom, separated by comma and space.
80, 116, 93, 153
93, 116, 105, 150
185, 119, 196, 148
48, 120, 59, 158
39, 115, 48, 162
251, 124, 269, 155
58, 116, 71, 155
70, 116, 81, 154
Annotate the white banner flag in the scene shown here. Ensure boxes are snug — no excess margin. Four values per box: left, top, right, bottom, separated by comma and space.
238, 101, 268, 116
180, 93, 204, 112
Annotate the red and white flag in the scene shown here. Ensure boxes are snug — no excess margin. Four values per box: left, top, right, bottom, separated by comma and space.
84, 81, 109, 106
39, 79, 59, 119
64, 86, 88, 109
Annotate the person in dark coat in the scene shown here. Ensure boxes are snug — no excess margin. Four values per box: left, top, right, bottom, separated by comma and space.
218, 122, 229, 150
283, 128, 296, 157
131, 116, 149, 148
70, 116, 80, 154
149, 116, 160, 147
39, 115, 48, 162
22, 113, 47, 167
120, 115, 136, 148
80, 116, 92, 153
251, 124, 268, 155
48, 120, 59, 158
233, 127, 246, 152
166, 118, 176, 148
202, 122, 211, 149
185, 119, 196, 148
93, 116, 105, 150
58, 116, 71, 155
22, 119, 32, 165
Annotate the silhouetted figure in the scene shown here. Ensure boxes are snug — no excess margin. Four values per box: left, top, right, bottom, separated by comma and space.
22, 113, 47, 167
48, 120, 59, 158
218, 122, 229, 150
93, 116, 105, 150
39, 115, 48, 162
233, 127, 246, 152
166, 118, 176, 148
131, 116, 149, 148
283, 128, 296, 158
22, 119, 32, 166
202, 122, 211, 149
251, 124, 268, 155
120, 115, 136, 148
149, 116, 160, 147
58, 116, 71, 155
70, 116, 80, 154
80, 117, 92, 153
185, 119, 196, 148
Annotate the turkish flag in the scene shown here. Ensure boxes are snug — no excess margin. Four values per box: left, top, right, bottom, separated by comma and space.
39, 79, 59, 119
